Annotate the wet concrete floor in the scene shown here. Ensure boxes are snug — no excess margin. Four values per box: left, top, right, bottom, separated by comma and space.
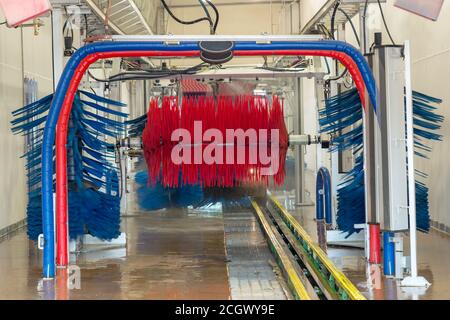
0, 211, 231, 300
277, 169, 450, 300
1, 167, 450, 299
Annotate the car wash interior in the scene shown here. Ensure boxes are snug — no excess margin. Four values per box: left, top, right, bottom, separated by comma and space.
0, 0, 449, 301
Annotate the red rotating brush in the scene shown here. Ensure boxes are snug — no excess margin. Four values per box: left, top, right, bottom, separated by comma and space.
142, 95, 288, 188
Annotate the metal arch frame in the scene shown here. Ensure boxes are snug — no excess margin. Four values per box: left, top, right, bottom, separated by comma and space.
41, 37, 377, 278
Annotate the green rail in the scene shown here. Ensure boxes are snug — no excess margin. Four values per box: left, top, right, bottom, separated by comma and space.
268, 195, 366, 300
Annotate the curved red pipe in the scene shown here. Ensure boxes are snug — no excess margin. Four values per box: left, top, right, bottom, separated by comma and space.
56, 51, 199, 266
55, 49, 367, 266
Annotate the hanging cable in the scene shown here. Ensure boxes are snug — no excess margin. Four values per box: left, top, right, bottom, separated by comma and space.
160, 0, 212, 25
84, 14, 89, 37
198, 0, 214, 34
321, 3, 355, 84
205, 0, 219, 33
316, 21, 349, 83
62, 13, 74, 38
326, 68, 348, 83
323, 57, 331, 75
87, 63, 205, 83
363, 0, 369, 54
317, 24, 334, 39
377, 0, 396, 45
338, 8, 361, 46
330, 0, 340, 38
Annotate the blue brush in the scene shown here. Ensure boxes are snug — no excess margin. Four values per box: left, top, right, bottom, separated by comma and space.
12, 91, 127, 241
411, 91, 443, 232
126, 114, 147, 137
135, 170, 171, 210
134, 170, 204, 210
319, 88, 444, 235
319, 88, 365, 235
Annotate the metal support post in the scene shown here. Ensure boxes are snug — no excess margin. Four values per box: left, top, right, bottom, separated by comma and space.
52, 7, 64, 91
294, 77, 306, 206
401, 41, 430, 288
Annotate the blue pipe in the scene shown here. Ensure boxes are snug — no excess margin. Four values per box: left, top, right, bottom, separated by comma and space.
316, 167, 332, 225
383, 232, 395, 276
41, 40, 377, 277
316, 188, 324, 221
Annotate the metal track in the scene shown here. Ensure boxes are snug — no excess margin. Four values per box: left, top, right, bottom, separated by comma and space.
251, 196, 366, 300
251, 200, 311, 300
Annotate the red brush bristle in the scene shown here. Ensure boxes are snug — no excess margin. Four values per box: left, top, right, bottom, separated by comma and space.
142, 95, 289, 188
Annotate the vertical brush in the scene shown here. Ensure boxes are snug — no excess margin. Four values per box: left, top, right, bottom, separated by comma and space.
319, 88, 444, 235
11, 91, 127, 241
411, 91, 443, 232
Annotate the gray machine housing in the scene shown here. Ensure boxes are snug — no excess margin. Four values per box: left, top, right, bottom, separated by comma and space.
371, 45, 409, 232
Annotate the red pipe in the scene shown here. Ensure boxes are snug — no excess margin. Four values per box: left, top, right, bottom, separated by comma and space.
55, 55, 99, 266
55, 49, 368, 266
369, 223, 381, 264
56, 50, 200, 266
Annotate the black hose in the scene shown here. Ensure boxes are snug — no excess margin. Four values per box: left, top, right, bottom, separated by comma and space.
84, 14, 89, 37
63, 14, 74, 38
198, 0, 214, 34
326, 68, 348, 83
338, 8, 361, 46
330, 0, 340, 39
317, 24, 333, 39
205, 0, 219, 33
377, 0, 396, 45
160, 0, 211, 25
363, 0, 369, 54
88, 63, 205, 83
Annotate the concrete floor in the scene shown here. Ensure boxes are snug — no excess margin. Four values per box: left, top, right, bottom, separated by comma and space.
0, 187, 288, 300
0, 167, 449, 299
0, 211, 232, 300
285, 200, 450, 300
223, 207, 289, 300
278, 168, 450, 300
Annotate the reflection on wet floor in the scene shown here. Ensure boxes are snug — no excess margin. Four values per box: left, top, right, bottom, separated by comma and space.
285, 195, 450, 300
0, 210, 231, 300
0, 166, 450, 300
281, 169, 450, 300
223, 207, 288, 300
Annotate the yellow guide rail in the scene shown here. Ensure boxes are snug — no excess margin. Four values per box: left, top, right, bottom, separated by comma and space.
268, 195, 366, 300
251, 200, 311, 300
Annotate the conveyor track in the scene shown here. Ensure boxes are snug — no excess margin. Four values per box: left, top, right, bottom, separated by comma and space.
251, 195, 366, 300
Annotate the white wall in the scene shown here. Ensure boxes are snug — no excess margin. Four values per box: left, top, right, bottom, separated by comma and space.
300, 0, 450, 228
164, 1, 299, 66
166, 1, 295, 35
0, 14, 53, 231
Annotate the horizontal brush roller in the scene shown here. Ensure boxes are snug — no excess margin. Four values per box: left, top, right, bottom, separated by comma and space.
142, 95, 289, 188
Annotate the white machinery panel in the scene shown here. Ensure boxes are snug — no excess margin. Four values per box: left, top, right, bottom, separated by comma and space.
372, 46, 409, 231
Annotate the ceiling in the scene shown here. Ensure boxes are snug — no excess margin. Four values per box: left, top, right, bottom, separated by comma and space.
81, 0, 161, 35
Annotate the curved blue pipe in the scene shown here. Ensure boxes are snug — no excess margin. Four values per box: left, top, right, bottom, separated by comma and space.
316, 167, 332, 225
41, 40, 376, 277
